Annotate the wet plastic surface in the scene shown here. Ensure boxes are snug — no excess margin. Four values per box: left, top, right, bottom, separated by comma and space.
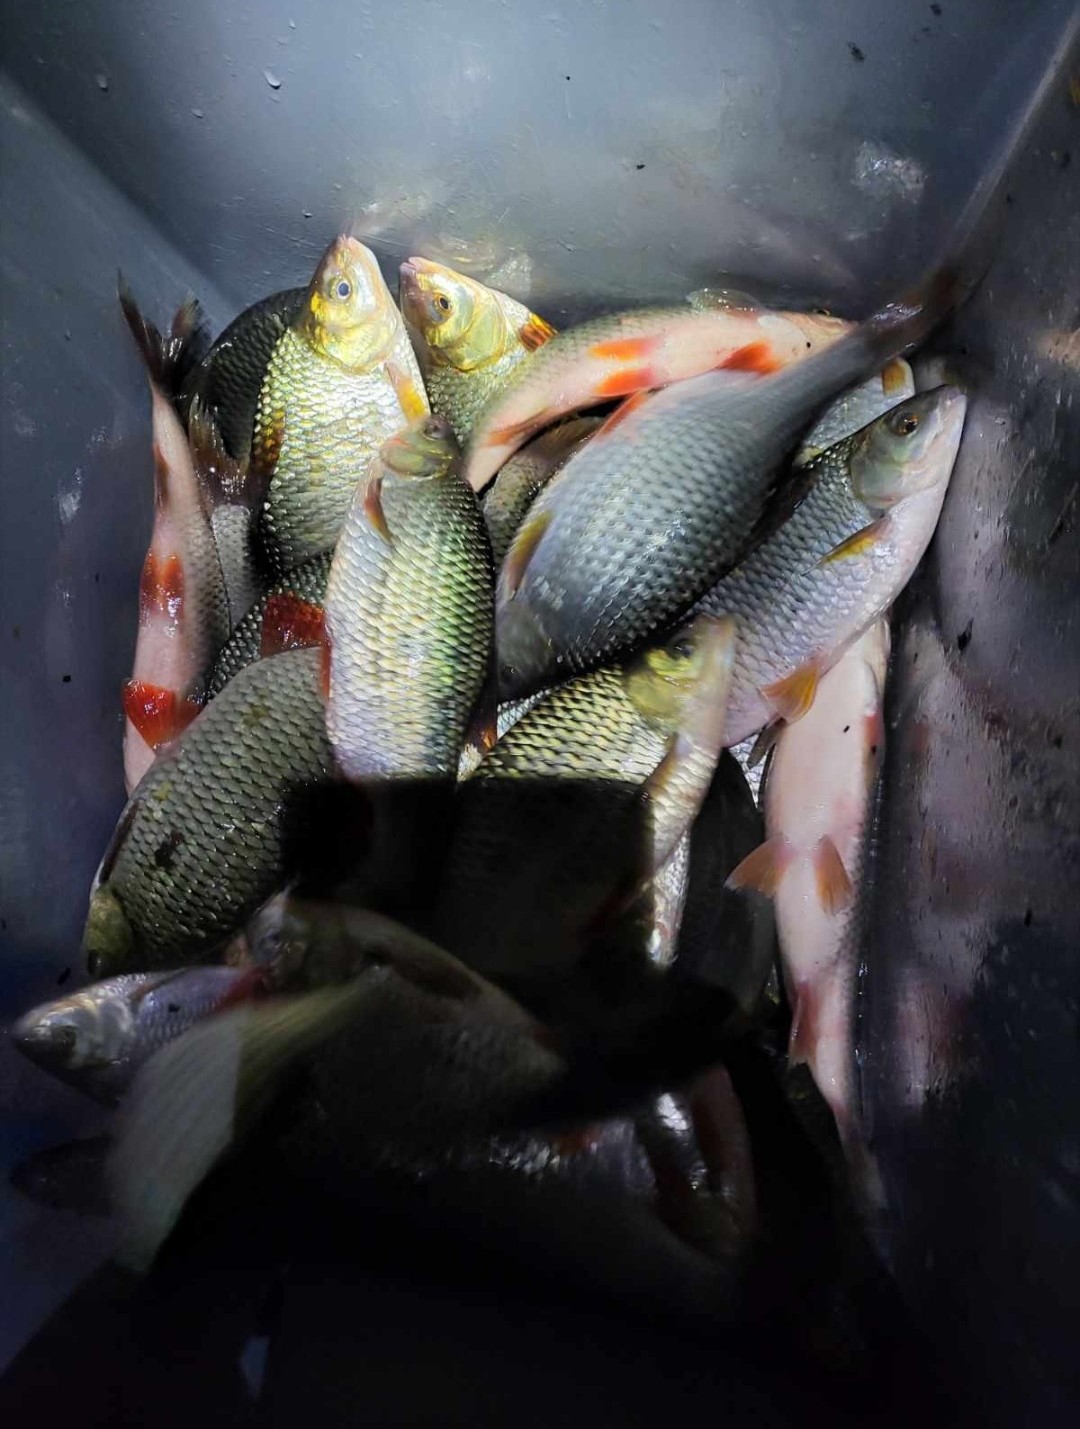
1, 2, 1078, 1420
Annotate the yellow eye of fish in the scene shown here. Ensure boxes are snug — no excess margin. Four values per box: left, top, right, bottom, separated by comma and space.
436, 295, 452, 312
334, 278, 352, 301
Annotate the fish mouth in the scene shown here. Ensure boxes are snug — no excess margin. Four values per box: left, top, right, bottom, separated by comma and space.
398, 261, 425, 315
12, 1018, 78, 1070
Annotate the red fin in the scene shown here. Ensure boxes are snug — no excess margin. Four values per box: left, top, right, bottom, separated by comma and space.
595, 390, 652, 439
814, 835, 854, 914
260, 593, 326, 658
319, 633, 332, 700
362, 475, 394, 546
788, 983, 820, 1065
717, 341, 781, 375
122, 680, 200, 750
462, 662, 498, 763
518, 314, 557, 352
816, 517, 889, 568
762, 662, 819, 724
502, 508, 552, 597
589, 335, 660, 362
138, 551, 184, 625
725, 836, 792, 897
592, 365, 658, 399
386, 360, 429, 421
881, 358, 909, 396
485, 412, 544, 447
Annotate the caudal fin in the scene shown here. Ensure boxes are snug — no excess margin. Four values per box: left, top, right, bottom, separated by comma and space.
118, 276, 208, 400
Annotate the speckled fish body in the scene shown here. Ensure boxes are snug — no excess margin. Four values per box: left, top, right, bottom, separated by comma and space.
795, 358, 915, 466
482, 418, 599, 570
465, 303, 850, 492
83, 647, 337, 976
692, 386, 965, 744
180, 288, 305, 459
436, 616, 735, 985
400, 257, 557, 445
253, 237, 428, 574
324, 416, 493, 782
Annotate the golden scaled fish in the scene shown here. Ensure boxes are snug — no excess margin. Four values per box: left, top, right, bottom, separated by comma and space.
253, 235, 428, 573
399, 257, 556, 445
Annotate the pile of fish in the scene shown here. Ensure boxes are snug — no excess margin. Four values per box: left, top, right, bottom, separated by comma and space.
10, 235, 966, 1278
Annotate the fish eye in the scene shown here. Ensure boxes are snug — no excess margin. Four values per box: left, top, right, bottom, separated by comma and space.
891, 412, 920, 436
422, 418, 443, 437
668, 637, 695, 660
436, 294, 452, 312
334, 278, 352, 300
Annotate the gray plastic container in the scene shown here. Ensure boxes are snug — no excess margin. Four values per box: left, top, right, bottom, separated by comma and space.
1, 2, 1078, 1421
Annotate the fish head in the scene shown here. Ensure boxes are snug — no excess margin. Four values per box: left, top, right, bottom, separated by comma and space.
850, 385, 967, 510
399, 258, 509, 371
302, 235, 398, 370
82, 885, 138, 978
379, 414, 460, 481
11, 988, 128, 1074
624, 615, 737, 732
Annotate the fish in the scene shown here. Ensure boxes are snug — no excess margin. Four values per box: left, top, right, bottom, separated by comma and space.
179, 287, 306, 458
11, 965, 267, 1105
253, 235, 428, 573
727, 621, 890, 1150
673, 752, 776, 1020
399, 257, 556, 445
82, 646, 338, 977
109, 904, 566, 1268
117, 368, 231, 793
794, 358, 915, 466
324, 414, 494, 782
693, 385, 966, 744
206, 551, 332, 696
186, 402, 265, 628
482, 418, 600, 570
464, 302, 851, 492
494, 278, 954, 699
435, 615, 736, 989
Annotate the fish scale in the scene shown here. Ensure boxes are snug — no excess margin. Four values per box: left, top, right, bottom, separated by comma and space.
84, 647, 336, 972
255, 329, 420, 573
325, 423, 493, 781
694, 386, 966, 743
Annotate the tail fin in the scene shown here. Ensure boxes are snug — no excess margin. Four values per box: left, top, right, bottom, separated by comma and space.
118, 275, 208, 400
188, 397, 262, 508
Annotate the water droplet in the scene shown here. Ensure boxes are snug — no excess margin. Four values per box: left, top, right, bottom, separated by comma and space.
191, 107, 205, 119
94, 72, 109, 92
264, 69, 282, 90
289, 17, 297, 27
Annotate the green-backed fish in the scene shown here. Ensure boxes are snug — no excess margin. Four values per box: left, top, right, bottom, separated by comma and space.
207, 551, 331, 696
495, 278, 953, 699
82, 647, 337, 976
254, 235, 428, 573
435, 615, 736, 987
482, 418, 600, 570
324, 415, 493, 781
399, 257, 556, 445
180, 288, 306, 459
464, 302, 851, 492
693, 386, 965, 744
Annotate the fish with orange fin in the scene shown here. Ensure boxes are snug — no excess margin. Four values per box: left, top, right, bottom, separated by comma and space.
726, 621, 890, 1154
253, 235, 429, 573
692, 385, 965, 745
118, 296, 232, 791
464, 301, 851, 493
399, 257, 556, 445
495, 276, 958, 701
207, 551, 332, 696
